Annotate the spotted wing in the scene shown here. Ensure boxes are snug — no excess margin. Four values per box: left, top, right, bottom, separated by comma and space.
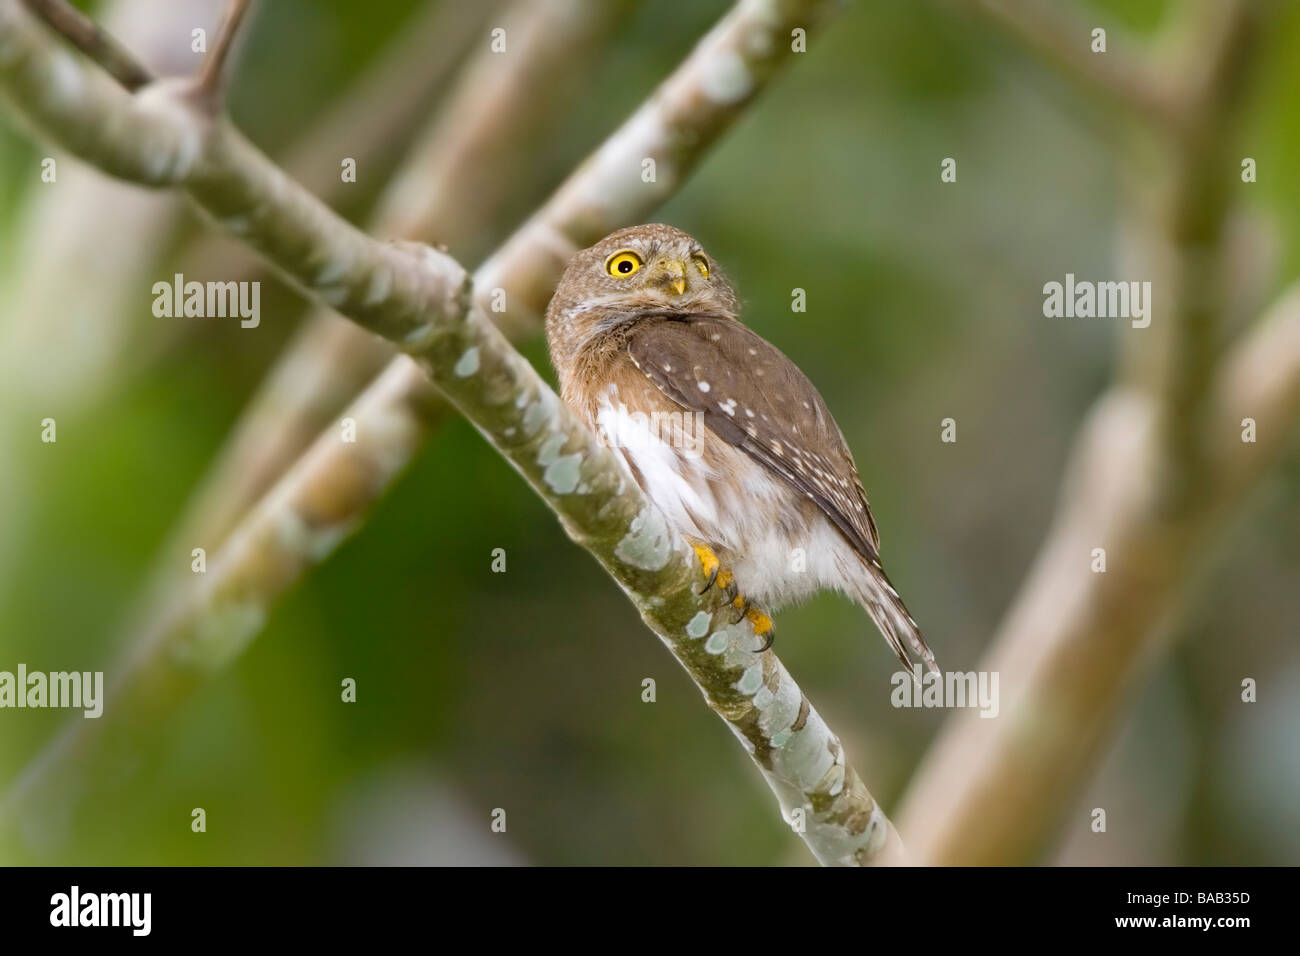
624, 313, 881, 560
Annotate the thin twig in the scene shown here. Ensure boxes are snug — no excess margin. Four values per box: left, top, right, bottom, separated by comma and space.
19, 0, 151, 90
155, 0, 507, 312
194, 0, 250, 108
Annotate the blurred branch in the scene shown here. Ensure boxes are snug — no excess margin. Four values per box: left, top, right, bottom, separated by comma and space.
161, 0, 634, 561
0, 0, 222, 597
0, 0, 487, 411
898, 0, 1279, 864
0, 0, 897, 865
1140, 0, 1265, 493
897, 289, 1300, 863
952, 0, 1185, 134
106, 0, 852, 831
0, 0, 220, 409
19, 0, 151, 89
271, 0, 502, 213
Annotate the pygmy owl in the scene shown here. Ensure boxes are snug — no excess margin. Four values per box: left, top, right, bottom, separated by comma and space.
545, 224, 936, 679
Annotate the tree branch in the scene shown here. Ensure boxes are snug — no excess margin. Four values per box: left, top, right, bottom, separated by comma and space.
165, 0, 508, 286
161, 0, 634, 559
194, 0, 250, 107
897, 290, 1300, 863
949, 0, 1186, 135
19, 0, 151, 90
0, 0, 896, 865
897, 0, 1280, 864
0, 0, 221, 408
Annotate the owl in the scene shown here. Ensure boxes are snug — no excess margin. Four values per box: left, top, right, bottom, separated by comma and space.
545, 224, 936, 679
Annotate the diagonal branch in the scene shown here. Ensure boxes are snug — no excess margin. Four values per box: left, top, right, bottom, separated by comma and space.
162, 0, 634, 559
897, 290, 1300, 863
19, 0, 151, 89
0, 0, 897, 865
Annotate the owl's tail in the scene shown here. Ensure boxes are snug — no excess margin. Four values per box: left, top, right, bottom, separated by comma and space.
852, 559, 937, 683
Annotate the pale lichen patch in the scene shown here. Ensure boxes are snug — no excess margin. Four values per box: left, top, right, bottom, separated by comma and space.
403, 321, 434, 347
545, 457, 582, 494
699, 48, 754, 104
454, 346, 480, 377
772, 717, 835, 789
364, 264, 392, 306
521, 390, 556, 435
736, 662, 763, 695
318, 284, 349, 307
219, 214, 251, 235
686, 610, 712, 638
614, 506, 672, 571
537, 432, 566, 466
276, 510, 353, 562
313, 255, 349, 287
822, 763, 846, 797
187, 599, 266, 671
861, 806, 889, 858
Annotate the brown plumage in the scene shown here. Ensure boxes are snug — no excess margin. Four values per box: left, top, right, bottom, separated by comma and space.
545, 223, 936, 678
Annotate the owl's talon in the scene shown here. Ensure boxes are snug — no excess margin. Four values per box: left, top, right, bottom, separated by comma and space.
730, 595, 748, 625
746, 607, 775, 651
692, 543, 720, 586
692, 543, 766, 637
698, 564, 719, 594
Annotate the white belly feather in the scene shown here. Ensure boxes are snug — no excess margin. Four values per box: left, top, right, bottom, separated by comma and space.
595, 397, 866, 610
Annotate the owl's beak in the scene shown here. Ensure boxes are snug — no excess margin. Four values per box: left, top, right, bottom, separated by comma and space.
654, 258, 688, 296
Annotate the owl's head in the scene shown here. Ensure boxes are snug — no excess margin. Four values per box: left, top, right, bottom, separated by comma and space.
545, 224, 740, 366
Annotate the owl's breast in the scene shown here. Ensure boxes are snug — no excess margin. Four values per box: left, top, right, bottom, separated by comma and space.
588, 370, 841, 608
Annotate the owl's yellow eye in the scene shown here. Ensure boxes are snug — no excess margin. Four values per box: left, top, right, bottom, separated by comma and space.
606, 251, 643, 277
692, 255, 710, 278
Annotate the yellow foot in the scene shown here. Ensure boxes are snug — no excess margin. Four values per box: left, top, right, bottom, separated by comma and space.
746, 607, 775, 651
692, 543, 719, 583
691, 544, 776, 652
692, 543, 734, 595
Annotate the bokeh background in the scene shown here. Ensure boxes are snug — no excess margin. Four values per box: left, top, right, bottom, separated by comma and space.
0, 0, 1296, 865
